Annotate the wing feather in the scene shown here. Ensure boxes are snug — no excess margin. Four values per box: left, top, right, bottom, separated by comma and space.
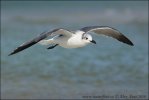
9, 28, 72, 56
80, 26, 134, 46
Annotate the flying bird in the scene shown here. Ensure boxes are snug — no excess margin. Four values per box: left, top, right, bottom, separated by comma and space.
9, 26, 134, 56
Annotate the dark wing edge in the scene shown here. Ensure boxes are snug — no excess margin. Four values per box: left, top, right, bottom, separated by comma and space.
116, 33, 134, 46
8, 28, 61, 56
80, 26, 134, 46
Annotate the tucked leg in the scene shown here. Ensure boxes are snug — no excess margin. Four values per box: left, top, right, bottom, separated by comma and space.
47, 44, 58, 49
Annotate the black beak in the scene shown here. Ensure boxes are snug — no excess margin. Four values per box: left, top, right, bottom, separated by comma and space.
90, 40, 96, 44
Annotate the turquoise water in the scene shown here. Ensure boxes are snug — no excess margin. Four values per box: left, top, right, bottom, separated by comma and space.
1, 1, 148, 99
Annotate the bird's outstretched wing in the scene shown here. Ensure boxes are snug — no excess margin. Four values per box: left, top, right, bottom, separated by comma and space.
80, 26, 134, 46
9, 28, 73, 56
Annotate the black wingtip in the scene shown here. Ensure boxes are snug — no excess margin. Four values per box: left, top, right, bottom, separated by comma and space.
8, 53, 13, 56
128, 41, 134, 46
8, 51, 16, 56
118, 34, 134, 46
8, 54, 12, 56
124, 38, 134, 46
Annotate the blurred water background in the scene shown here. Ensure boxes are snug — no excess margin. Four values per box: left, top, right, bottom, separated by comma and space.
1, 1, 148, 99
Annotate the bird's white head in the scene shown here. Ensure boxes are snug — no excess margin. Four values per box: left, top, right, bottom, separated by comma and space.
82, 34, 96, 44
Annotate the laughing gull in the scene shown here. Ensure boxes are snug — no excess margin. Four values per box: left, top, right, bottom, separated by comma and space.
9, 26, 134, 56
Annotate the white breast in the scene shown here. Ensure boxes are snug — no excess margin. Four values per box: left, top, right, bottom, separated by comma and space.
60, 34, 87, 48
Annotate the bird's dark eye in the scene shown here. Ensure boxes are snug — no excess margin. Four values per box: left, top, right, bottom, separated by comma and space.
85, 37, 88, 40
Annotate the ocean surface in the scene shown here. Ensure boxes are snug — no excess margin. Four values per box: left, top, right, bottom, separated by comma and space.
1, 1, 148, 99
